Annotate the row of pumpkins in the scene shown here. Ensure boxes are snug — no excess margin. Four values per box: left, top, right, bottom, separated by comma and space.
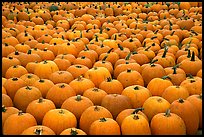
2, 2, 202, 135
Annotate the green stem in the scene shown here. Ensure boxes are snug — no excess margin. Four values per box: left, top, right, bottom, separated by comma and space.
132, 107, 144, 114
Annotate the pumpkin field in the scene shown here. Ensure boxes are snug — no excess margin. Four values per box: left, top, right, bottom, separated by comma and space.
2, 2, 202, 135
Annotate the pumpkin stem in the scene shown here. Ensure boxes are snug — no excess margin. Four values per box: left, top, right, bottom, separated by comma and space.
127, 69, 132, 73
186, 50, 191, 58
164, 109, 171, 117
77, 75, 83, 81
93, 88, 99, 92
132, 51, 138, 55
2, 105, 7, 112
106, 77, 112, 82
43, 60, 48, 64
70, 129, 78, 135
39, 79, 45, 83
38, 97, 44, 103
154, 29, 159, 34
26, 86, 32, 90
134, 86, 139, 90
107, 48, 114, 54
85, 44, 89, 50
150, 59, 158, 66
151, 36, 157, 40
60, 84, 65, 88
162, 46, 168, 58
132, 108, 144, 114
145, 45, 151, 51
18, 110, 24, 116
94, 106, 100, 111
27, 74, 32, 79
34, 128, 43, 135
75, 95, 82, 101
190, 51, 195, 61
99, 117, 107, 122
76, 65, 82, 68
118, 44, 124, 50
12, 77, 18, 81
42, 40, 45, 44
162, 75, 171, 80
102, 54, 108, 62
170, 31, 175, 36
129, 38, 133, 42
125, 52, 131, 60
59, 109, 64, 114
178, 98, 184, 103
133, 114, 139, 120
114, 34, 117, 40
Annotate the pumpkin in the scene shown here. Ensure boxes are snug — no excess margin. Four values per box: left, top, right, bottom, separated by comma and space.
60, 128, 87, 135
21, 125, 56, 135
49, 71, 74, 84
61, 95, 94, 120
150, 109, 186, 135
117, 69, 144, 88
69, 76, 95, 95
116, 108, 148, 127
121, 114, 151, 135
164, 64, 186, 85
2, 105, 19, 128
2, 94, 13, 107
180, 75, 202, 95
53, 57, 71, 71
122, 85, 152, 108
141, 59, 166, 86
79, 105, 113, 134
84, 67, 111, 87
67, 64, 89, 79
99, 77, 124, 94
101, 94, 132, 119
2, 57, 21, 78
170, 98, 199, 135
5, 65, 28, 79
46, 83, 76, 108
83, 87, 108, 105
89, 118, 121, 135
34, 60, 59, 79
3, 77, 27, 100
186, 94, 202, 128
26, 98, 56, 125
20, 73, 40, 86
179, 52, 202, 76
33, 79, 54, 98
147, 76, 173, 96
3, 111, 37, 135
42, 109, 77, 135
142, 96, 170, 122
13, 86, 42, 112
162, 85, 189, 103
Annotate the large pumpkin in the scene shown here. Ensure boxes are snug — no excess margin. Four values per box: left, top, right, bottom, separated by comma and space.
3, 111, 37, 135
42, 109, 77, 135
